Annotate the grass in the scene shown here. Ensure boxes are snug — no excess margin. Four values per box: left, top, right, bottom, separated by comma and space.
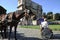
49, 25, 60, 31
18, 25, 60, 31
19, 25, 40, 29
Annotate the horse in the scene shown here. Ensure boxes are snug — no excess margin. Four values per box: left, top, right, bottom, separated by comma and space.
6, 9, 34, 40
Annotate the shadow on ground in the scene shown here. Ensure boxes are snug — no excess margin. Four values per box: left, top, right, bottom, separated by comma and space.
0, 31, 42, 40
0, 31, 60, 40
53, 34, 60, 39
12, 32, 42, 40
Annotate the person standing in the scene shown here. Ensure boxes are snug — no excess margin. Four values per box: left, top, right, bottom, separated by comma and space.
39, 16, 47, 31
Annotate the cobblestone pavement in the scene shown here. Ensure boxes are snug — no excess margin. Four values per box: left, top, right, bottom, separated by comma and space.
0, 28, 60, 40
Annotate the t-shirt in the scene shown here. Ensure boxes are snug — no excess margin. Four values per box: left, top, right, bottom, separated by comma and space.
41, 21, 48, 28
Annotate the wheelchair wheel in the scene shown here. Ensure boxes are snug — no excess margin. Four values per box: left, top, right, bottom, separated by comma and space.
41, 28, 53, 39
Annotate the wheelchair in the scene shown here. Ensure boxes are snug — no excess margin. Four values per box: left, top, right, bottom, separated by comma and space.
41, 28, 53, 39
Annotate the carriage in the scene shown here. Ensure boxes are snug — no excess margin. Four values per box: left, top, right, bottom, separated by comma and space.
0, 6, 7, 38
0, 6, 6, 14
0, 6, 7, 27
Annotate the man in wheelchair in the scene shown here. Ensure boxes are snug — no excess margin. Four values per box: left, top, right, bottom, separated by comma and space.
40, 18, 53, 39
40, 18, 52, 32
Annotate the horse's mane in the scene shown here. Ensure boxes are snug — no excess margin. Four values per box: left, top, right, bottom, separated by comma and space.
6, 12, 13, 19
7, 12, 13, 16
6, 9, 34, 21
17, 12, 25, 19
12, 10, 25, 20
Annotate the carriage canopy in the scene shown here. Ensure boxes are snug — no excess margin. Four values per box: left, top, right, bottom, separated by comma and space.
0, 6, 7, 14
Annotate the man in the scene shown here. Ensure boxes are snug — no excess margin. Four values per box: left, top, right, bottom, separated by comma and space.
40, 18, 48, 31
39, 16, 44, 24
40, 18, 52, 33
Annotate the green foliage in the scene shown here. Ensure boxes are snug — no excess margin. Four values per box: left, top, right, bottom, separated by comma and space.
47, 18, 54, 22
42, 12, 47, 18
19, 25, 60, 31
47, 12, 53, 19
19, 25, 40, 29
49, 25, 60, 31
55, 13, 60, 20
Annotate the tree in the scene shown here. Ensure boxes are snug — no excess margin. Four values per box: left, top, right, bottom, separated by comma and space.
47, 12, 53, 19
42, 12, 47, 18
55, 13, 60, 20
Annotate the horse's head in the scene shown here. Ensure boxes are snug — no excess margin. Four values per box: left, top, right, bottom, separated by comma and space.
23, 9, 35, 20
24, 9, 30, 18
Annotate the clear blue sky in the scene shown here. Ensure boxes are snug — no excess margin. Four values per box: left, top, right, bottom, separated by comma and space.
0, 0, 60, 14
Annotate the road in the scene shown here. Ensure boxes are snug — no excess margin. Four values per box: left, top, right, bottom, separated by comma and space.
0, 27, 60, 40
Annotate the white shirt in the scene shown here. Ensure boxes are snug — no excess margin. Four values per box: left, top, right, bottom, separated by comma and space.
41, 21, 48, 28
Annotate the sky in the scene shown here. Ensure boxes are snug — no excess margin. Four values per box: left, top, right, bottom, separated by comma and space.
0, 0, 18, 13
0, 0, 60, 14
